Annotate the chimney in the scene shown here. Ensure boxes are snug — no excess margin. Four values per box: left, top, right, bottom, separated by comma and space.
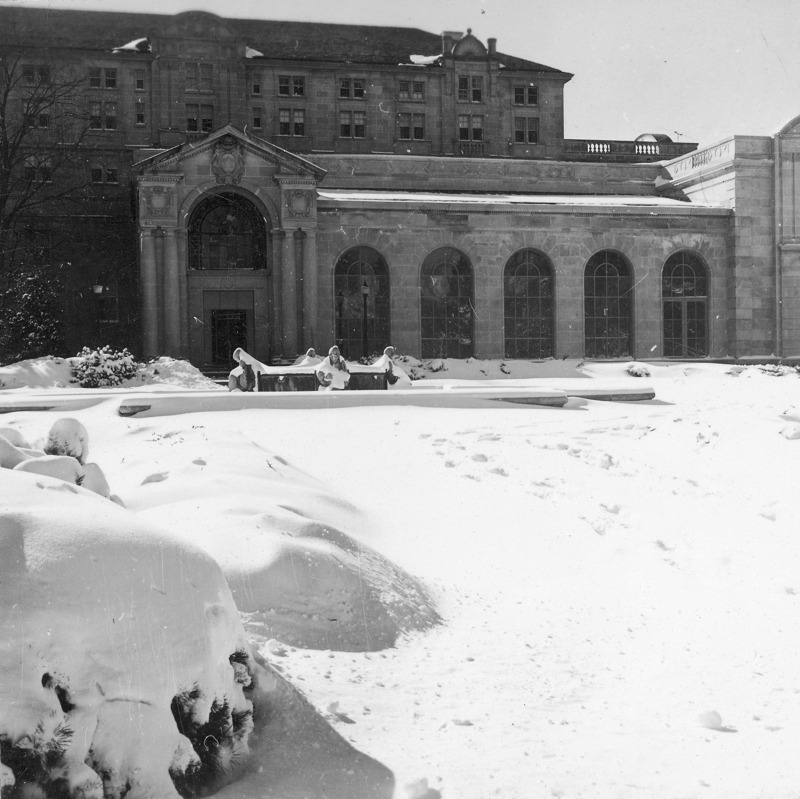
441, 30, 463, 54
488, 37, 497, 56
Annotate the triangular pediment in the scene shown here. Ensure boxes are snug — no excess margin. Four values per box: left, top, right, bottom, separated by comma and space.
136, 124, 327, 181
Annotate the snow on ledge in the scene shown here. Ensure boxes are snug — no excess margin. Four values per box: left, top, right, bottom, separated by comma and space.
245, 46, 264, 58
316, 189, 725, 210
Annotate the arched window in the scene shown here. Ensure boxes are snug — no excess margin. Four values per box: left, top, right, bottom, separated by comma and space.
584, 251, 633, 358
420, 247, 474, 359
188, 193, 267, 270
504, 249, 554, 359
333, 246, 390, 360
662, 251, 709, 357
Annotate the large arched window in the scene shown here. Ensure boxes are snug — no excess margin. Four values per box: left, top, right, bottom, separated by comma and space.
584, 251, 633, 358
333, 246, 390, 360
420, 247, 474, 359
504, 249, 554, 359
662, 251, 709, 357
188, 192, 267, 270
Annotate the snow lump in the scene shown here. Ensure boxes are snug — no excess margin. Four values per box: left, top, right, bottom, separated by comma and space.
0, 469, 266, 798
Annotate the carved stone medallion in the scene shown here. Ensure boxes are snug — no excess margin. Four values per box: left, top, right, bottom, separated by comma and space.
212, 135, 245, 185
284, 189, 313, 218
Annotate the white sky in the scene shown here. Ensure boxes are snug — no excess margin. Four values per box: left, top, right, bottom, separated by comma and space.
2, 0, 799, 146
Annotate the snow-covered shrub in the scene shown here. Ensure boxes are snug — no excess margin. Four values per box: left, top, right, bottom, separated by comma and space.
71, 346, 140, 388
0, 470, 266, 798
626, 362, 651, 377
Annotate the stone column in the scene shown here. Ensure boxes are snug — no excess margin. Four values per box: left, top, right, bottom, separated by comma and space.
294, 229, 305, 347
270, 230, 283, 356
140, 228, 160, 359
279, 229, 298, 355
302, 230, 318, 349
162, 228, 181, 357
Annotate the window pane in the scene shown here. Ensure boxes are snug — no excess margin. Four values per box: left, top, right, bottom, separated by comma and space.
279, 76, 290, 95
514, 86, 524, 104
340, 78, 350, 98
293, 77, 305, 96
458, 76, 469, 101
105, 68, 117, 89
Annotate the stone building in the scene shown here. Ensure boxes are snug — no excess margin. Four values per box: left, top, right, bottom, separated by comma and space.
2, 6, 796, 369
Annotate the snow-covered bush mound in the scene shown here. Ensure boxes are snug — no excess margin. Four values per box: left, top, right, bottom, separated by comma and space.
0, 355, 221, 391
72, 346, 139, 387
0, 470, 266, 798
115, 423, 439, 652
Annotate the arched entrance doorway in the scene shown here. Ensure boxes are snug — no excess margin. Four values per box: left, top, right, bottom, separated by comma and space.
333, 246, 390, 360
186, 192, 270, 369
662, 251, 709, 357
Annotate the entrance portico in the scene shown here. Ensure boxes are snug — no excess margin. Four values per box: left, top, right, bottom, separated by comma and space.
135, 125, 325, 368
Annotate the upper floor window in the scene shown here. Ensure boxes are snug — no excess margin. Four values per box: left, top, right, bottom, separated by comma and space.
340, 110, 366, 139
399, 80, 425, 101
251, 76, 261, 95
186, 103, 213, 133
340, 78, 366, 99
186, 63, 213, 92
458, 75, 483, 102
514, 117, 539, 144
252, 106, 262, 129
24, 155, 52, 183
279, 75, 305, 96
514, 85, 538, 106
90, 101, 116, 130
22, 64, 50, 85
135, 99, 146, 126
88, 66, 115, 89
134, 69, 146, 91
278, 108, 305, 136
458, 113, 483, 141
398, 113, 425, 140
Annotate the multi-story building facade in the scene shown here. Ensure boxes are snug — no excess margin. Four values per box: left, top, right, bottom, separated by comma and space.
2, 6, 796, 370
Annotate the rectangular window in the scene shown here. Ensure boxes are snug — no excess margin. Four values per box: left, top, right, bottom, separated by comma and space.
514, 85, 539, 105
340, 110, 351, 138
252, 78, 261, 95
37, 112, 49, 129
186, 103, 199, 132
399, 113, 425, 140
514, 117, 539, 143
200, 104, 213, 133
105, 167, 118, 183
22, 64, 35, 85
293, 76, 305, 96
398, 80, 410, 100
187, 63, 213, 92
340, 78, 366, 99
459, 114, 482, 140
135, 69, 145, 91
353, 79, 365, 98
459, 76, 482, 102
293, 108, 305, 136
398, 112, 411, 140
277, 109, 304, 136
278, 75, 290, 95
88, 67, 101, 88
412, 81, 424, 100
135, 99, 145, 125
353, 110, 365, 138
91, 166, 103, 183
340, 78, 351, 98
90, 101, 102, 129
471, 76, 483, 102
104, 102, 117, 130
252, 106, 262, 128
104, 68, 117, 89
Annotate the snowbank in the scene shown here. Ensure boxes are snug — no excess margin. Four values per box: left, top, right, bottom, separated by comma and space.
0, 470, 262, 797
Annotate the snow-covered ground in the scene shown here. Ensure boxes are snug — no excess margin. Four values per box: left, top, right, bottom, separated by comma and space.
2, 355, 800, 798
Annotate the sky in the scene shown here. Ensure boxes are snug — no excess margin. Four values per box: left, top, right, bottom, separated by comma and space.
0, 0, 798, 147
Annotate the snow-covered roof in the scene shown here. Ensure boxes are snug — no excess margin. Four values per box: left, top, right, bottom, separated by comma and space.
245, 45, 264, 58
316, 189, 728, 211
111, 36, 150, 53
